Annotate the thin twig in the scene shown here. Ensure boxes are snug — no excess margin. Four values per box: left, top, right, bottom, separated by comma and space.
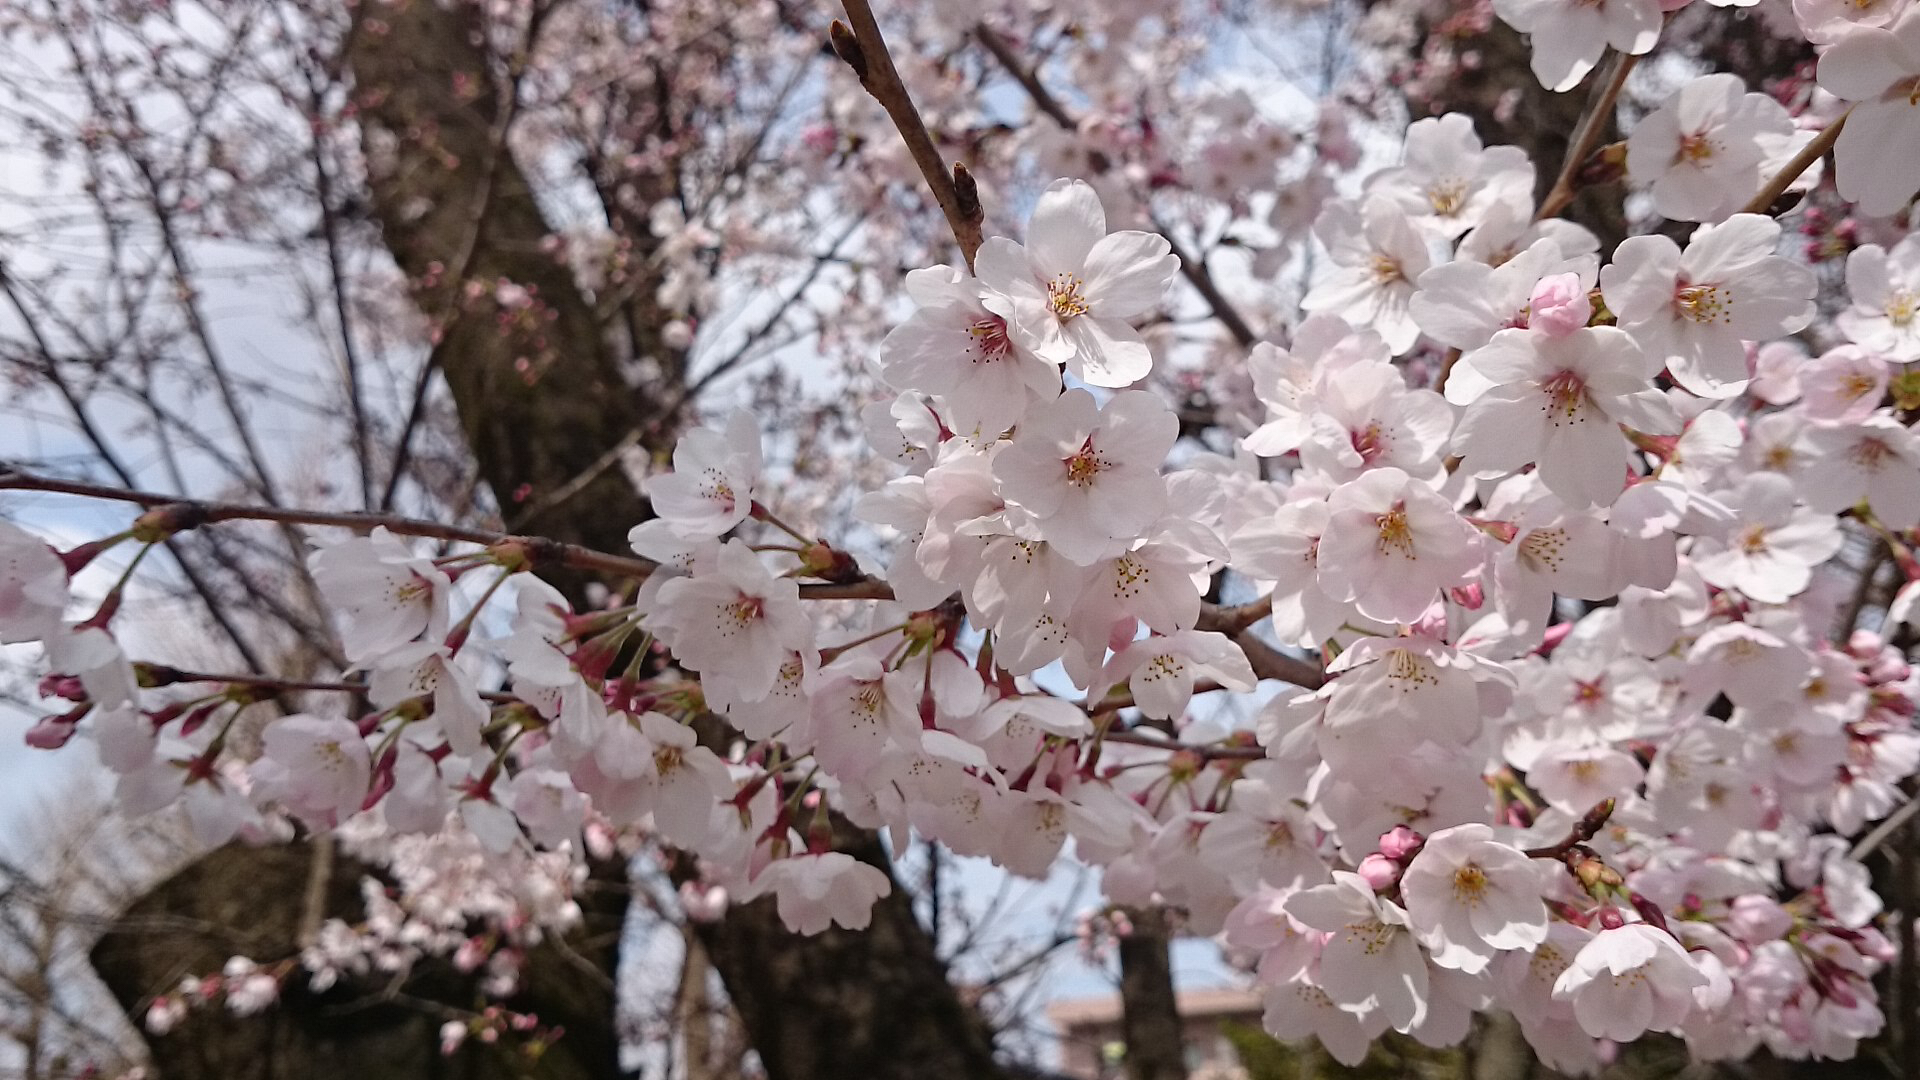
833, 0, 984, 268
1536, 52, 1639, 222
1853, 796, 1920, 862
0, 467, 659, 581
1739, 107, 1851, 216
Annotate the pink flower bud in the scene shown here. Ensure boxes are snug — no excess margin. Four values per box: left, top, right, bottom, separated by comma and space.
24, 715, 77, 749
1378, 826, 1425, 861
1357, 852, 1403, 891
1527, 273, 1591, 338
1727, 895, 1794, 943
1598, 907, 1627, 930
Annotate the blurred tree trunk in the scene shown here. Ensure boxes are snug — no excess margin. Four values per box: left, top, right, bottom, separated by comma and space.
1117, 908, 1186, 1080
88, 3, 1013, 1080
90, 841, 628, 1080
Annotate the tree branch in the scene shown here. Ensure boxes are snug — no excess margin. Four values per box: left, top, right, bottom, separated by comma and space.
832, 2, 984, 269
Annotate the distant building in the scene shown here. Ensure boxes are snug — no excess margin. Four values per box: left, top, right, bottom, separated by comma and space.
1047, 986, 1263, 1080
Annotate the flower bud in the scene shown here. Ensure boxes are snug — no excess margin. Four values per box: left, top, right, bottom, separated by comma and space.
1528, 273, 1592, 338
1378, 825, 1425, 861
1356, 852, 1403, 891
1727, 894, 1794, 943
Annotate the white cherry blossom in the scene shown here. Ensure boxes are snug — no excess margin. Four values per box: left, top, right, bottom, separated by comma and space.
974, 179, 1180, 387
644, 409, 762, 538
1316, 467, 1483, 624
1838, 236, 1920, 362
1626, 74, 1794, 222
1450, 324, 1681, 507
877, 265, 1061, 435
1400, 823, 1549, 973
1492, 0, 1661, 92
1816, 11, 1920, 216
1552, 923, 1707, 1041
309, 527, 450, 665
992, 388, 1177, 565
1603, 214, 1817, 399
1094, 630, 1256, 719
249, 715, 371, 830
1691, 473, 1844, 603
0, 522, 65, 644
1283, 870, 1430, 1030
1301, 197, 1432, 355
647, 539, 815, 702
1365, 114, 1534, 239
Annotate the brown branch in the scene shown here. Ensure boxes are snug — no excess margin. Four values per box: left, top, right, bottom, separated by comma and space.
1522, 798, 1615, 859
1535, 52, 1639, 222
832, 3, 984, 269
1102, 730, 1264, 760
1739, 106, 1851, 216
1193, 595, 1273, 634
0, 467, 659, 581
137, 665, 521, 705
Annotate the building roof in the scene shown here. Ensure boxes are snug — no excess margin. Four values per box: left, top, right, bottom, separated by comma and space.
1046, 986, 1263, 1028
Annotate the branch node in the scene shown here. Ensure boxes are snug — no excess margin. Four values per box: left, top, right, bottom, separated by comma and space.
828, 20, 868, 83
951, 162, 982, 225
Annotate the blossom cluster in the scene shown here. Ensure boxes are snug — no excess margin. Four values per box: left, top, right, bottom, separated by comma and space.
5, 8, 1920, 1060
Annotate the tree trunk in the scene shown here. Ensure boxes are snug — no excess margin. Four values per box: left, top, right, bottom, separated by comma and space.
1116, 908, 1186, 1080
89, 841, 627, 1080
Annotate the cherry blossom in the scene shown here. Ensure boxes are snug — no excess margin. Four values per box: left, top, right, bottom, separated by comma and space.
1094, 630, 1256, 719
1492, 0, 1662, 92
1552, 922, 1708, 1041
1603, 214, 1817, 399
1365, 114, 1534, 239
249, 715, 372, 830
991, 388, 1178, 565
1691, 474, 1844, 603
1301, 197, 1432, 355
1796, 415, 1920, 528
878, 265, 1062, 435
647, 540, 815, 701
747, 853, 894, 935
309, 528, 451, 664
1838, 236, 1920, 362
1816, 10, 1920, 216
1626, 74, 1795, 222
975, 179, 1180, 387
1450, 324, 1680, 507
644, 409, 763, 538
0, 521, 65, 644
1283, 871, 1430, 1030
1315, 468, 1482, 624
1400, 825, 1549, 973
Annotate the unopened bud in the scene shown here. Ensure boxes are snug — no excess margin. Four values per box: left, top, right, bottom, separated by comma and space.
1357, 853, 1403, 892
1378, 825, 1425, 861
1576, 140, 1627, 187
828, 21, 868, 82
1574, 855, 1623, 893
130, 503, 209, 544
952, 162, 983, 224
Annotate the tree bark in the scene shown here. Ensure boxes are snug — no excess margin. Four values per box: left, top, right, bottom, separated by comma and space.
1116, 908, 1186, 1080
89, 841, 627, 1080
